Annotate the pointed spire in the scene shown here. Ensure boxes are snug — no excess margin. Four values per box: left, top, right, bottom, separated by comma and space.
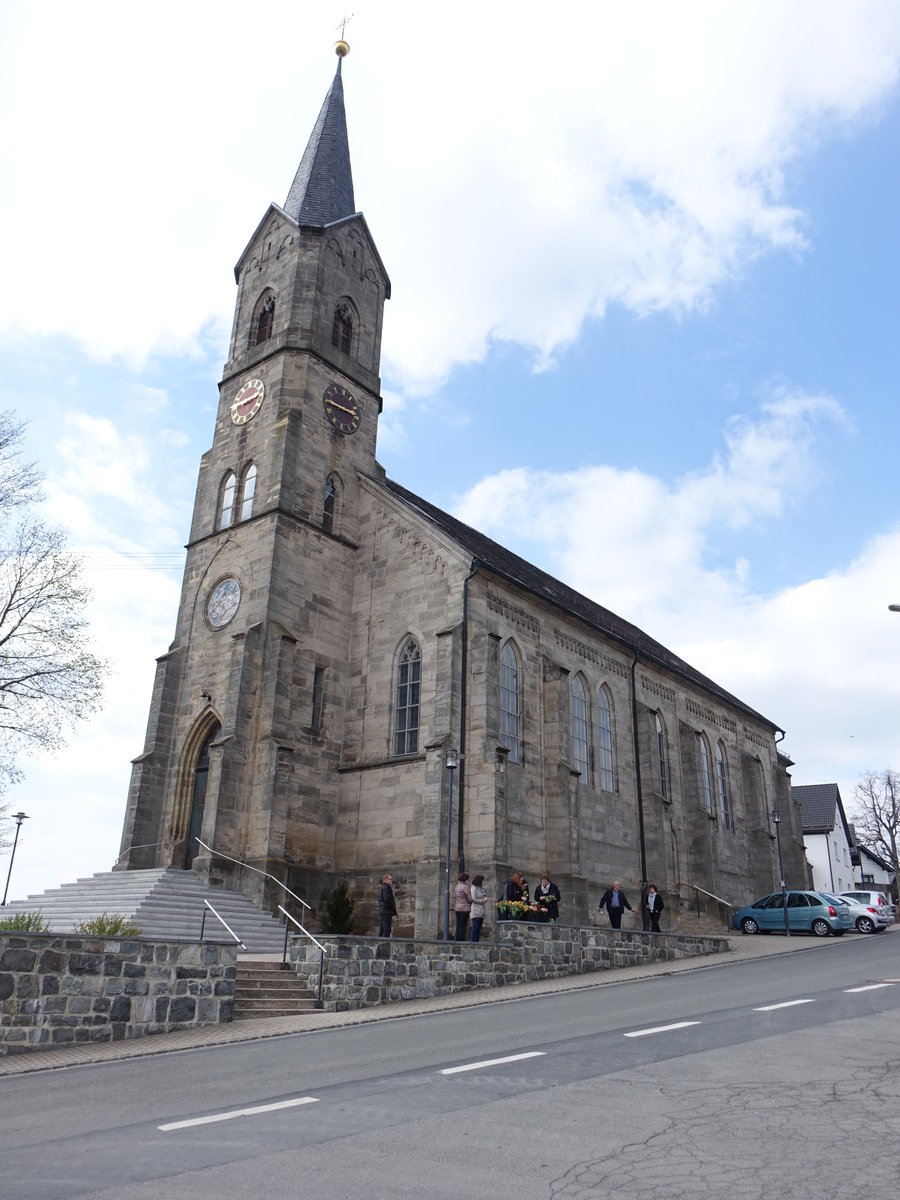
283, 44, 356, 227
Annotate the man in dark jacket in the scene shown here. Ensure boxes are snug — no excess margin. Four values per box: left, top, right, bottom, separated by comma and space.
378, 874, 398, 938
599, 880, 633, 929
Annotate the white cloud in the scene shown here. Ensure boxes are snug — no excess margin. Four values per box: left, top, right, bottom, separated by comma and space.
0, 3, 897, 395
451, 390, 895, 808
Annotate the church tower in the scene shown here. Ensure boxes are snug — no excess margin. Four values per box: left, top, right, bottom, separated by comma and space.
118, 43, 391, 905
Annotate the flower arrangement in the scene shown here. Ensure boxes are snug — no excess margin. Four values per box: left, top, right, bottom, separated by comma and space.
496, 900, 533, 919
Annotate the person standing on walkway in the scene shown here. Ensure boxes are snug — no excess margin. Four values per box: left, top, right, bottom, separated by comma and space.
454, 873, 472, 941
599, 880, 633, 929
643, 884, 664, 933
378, 873, 398, 938
469, 874, 487, 942
534, 873, 561, 923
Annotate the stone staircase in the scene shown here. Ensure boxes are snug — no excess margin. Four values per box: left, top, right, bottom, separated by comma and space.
232, 958, 320, 1019
3, 867, 293, 955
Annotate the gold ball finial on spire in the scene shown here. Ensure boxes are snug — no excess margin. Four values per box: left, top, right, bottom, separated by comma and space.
335, 39, 350, 58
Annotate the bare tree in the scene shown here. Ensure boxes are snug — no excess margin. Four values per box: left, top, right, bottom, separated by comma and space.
852, 769, 900, 894
0, 414, 105, 810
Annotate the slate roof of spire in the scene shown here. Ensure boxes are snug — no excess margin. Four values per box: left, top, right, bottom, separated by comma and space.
284, 60, 356, 226
385, 478, 777, 728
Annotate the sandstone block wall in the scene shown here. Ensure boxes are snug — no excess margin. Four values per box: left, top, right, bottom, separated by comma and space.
291, 922, 728, 1011
0, 934, 236, 1056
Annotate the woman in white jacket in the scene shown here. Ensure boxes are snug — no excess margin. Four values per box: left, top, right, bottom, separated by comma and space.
469, 874, 487, 942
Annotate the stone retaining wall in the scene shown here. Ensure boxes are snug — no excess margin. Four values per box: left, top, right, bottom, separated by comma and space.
291, 922, 729, 1010
0, 934, 237, 1056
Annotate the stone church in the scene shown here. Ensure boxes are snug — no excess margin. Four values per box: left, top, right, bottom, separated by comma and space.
117, 45, 807, 935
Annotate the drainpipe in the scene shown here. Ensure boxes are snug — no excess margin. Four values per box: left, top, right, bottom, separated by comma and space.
457, 560, 482, 873
630, 649, 648, 889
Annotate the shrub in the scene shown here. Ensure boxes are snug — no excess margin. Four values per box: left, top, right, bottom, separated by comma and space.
0, 911, 49, 932
320, 881, 356, 934
73, 913, 142, 937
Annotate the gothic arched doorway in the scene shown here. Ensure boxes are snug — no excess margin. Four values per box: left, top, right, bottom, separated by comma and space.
184, 722, 221, 867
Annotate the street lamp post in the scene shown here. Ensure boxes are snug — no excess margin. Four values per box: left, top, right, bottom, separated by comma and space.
443, 748, 458, 941
2, 811, 29, 906
772, 809, 789, 938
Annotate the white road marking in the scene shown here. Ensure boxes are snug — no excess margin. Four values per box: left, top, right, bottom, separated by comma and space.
753, 999, 815, 1011
624, 1021, 700, 1038
158, 1097, 319, 1131
845, 983, 894, 993
440, 1051, 546, 1075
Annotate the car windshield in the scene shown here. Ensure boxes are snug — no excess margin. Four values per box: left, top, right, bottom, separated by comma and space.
819, 893, 848, 906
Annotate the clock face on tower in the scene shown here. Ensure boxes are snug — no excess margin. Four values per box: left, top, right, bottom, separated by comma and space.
323, 383, 360, 434
230, 379, 265, 425
207, 577, 241, 628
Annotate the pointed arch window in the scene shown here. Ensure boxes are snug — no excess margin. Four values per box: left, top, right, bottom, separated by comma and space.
597, 685, 615, 792
323, 475, 337, 535
254, 295, 275, 345
331, 301, 353, 355
218, 472, 236, 530
698, 733, 714, 815
500, 641, 520, 764
655, 712, 669, 800
571, 675, 590, 781
716, 740, 731, 830
240, 464, 257, 521
393, 638, 421, 756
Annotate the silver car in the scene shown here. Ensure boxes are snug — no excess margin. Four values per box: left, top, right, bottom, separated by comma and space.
838, 890, 895, 932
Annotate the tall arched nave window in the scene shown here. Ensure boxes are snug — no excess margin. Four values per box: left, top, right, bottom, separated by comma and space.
571, 675, 590, 782
392, 637, 421, 756
716, 741, 731, 830
499, 641, 520, 764
597, 684, 615, 792
655, 711, 669, 801
323, 475, 337, 535
698, 733, 714, 815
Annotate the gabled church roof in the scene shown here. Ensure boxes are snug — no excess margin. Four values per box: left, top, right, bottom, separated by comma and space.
386, 478, 777, 729
283, 58, 356, 226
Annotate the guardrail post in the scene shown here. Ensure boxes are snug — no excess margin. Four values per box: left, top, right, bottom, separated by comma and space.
281, 921, 291, 970
315, 951, 325, 1009
200, 908, 207, 943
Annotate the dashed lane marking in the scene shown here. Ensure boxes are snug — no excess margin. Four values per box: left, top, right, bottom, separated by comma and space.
159, 1097, 319, 1131
753, 999, 815, 1011
845, 983, 894, 993
623, 1021, 700, 1038
439, 1051, 546, 1075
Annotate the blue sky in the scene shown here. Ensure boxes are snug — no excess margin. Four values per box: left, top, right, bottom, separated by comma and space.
1, 1, 899, 899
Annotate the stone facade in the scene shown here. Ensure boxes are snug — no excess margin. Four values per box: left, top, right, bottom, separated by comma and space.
0, 934, 236, 1055
116, 58, 808, 941
291, 922, 729, 1011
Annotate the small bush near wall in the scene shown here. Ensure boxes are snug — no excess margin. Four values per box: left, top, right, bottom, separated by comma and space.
0, 933, 237, 1056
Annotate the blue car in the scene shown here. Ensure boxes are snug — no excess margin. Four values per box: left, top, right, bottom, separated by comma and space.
732, 890, 851, 937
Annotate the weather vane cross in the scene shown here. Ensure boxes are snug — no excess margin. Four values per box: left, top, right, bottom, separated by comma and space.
336, 14, 354, 40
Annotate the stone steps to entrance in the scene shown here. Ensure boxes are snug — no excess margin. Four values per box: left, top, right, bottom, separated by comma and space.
3, 868, 293, 956
232, 958, 318, 1019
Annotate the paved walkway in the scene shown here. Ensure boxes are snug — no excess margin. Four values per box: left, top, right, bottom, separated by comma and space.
0, 929, 870, 1077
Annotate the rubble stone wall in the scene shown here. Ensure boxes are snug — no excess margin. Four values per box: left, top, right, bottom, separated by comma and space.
0, 933, 236, 1055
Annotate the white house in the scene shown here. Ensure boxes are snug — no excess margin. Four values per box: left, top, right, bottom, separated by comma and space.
792, 783, 855, 894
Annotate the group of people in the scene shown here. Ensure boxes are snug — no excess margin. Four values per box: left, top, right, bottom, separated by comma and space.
378, 870, 666, 939
598, 880, 665, 932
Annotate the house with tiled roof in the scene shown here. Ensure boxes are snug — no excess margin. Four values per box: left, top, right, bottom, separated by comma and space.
792, 783, 854, 893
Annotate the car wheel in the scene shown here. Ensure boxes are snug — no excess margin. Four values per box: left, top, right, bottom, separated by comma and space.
856, 917, 876, 934
811, 918, 831, 937
740, 917, 759, 935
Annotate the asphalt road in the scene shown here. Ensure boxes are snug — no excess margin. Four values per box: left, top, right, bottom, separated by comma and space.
3, 933, 899, 1199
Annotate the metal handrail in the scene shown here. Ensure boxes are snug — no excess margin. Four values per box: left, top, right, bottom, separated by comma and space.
199, 900, 247, 950
113, 841, 166, 866
688, 882, 736, 930
278, 904, 325, 1008
196, 839, 311, 911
